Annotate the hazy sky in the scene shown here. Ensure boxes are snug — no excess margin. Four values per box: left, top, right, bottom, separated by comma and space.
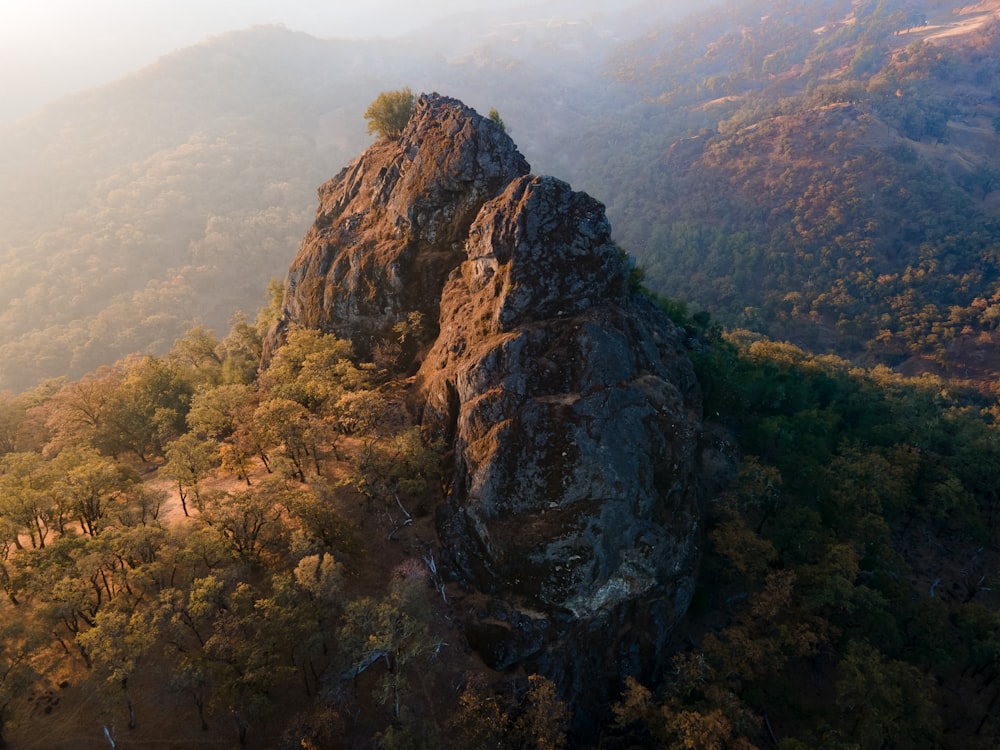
0, 0, 530, 121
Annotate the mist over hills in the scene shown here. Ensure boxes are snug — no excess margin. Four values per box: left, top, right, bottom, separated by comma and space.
0, 3, 648, 391
7, 3, 1000, 746
2, 0, 1000, 391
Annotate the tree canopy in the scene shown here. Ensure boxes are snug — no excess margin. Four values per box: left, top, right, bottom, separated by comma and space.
363, 88, 415, 140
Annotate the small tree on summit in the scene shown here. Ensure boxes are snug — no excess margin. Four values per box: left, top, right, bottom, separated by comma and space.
364, 88, 415, 140
488, 107, 507, 133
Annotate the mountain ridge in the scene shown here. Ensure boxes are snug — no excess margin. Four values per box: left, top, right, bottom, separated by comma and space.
6, 0, 1000, 391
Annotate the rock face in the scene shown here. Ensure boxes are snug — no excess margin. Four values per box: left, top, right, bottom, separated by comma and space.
418, 174, 702, 712
264, 94, 530, 360
269, 93, 702, 722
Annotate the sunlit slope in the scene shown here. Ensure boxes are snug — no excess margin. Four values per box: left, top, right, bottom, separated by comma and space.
4, 0, 1000, 390
0, 28, 407, 391
573, 0, 1000, 377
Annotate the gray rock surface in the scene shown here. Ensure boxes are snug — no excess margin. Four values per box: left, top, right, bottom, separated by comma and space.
418, 175, 702, 695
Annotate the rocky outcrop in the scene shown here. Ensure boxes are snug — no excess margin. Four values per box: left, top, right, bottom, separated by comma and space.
264, 93, 530, 361
268, 93, 702, 726
418, 174, 702, 712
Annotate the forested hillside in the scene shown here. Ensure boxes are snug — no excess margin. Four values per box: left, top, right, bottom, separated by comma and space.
0, 27, 393, 391
577, 0, 1000, 378
5, 0, 1000, 391
2, 297, 1000, 747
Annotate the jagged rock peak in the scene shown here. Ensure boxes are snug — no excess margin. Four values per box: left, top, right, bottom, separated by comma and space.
264, 93, 530, 362
263, 93, 703, 726
418, 173, 702, 712
463, 175, 629, 331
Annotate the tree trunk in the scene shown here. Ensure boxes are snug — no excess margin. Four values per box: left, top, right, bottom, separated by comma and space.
233, 711, 249, 746
123, 679, 136, 729
178, 483, 190, 517
196, 696, 209, 731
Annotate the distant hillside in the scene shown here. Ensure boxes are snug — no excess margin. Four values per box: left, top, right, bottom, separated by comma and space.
0, 28, 359, 391
0, 6, 642, 392
3, 0, 1000, 390
572, 0, 1000, 379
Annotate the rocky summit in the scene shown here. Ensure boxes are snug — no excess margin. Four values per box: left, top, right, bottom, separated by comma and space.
269, 93, 702, 716
264, 93, 530, 362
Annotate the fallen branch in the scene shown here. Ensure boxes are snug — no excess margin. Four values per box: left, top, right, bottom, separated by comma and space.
422, 549, 448, 603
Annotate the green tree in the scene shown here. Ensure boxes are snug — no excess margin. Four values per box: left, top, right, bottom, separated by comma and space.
196, 485, 285, 563
163, 434, 219, 517
0, 614, 42, 747
262, 327, 363, 413
340, 576, 438, 718
488, 107, 507, 133
95, 355, 192, 460
250, 397, 316, 481
364, 88, 415, 140
169, 325, 223, 388
50, 447, 135, 538
76, 605, 156, 729
220, 312, 263, 384
255, 278, 286, 340
202, 577, 308, 746
0, 452, 55, 549
836, 639, 941, 748
186, 383, 257, 441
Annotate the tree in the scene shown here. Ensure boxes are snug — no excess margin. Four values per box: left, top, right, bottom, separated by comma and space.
0, 614, 42, 747
201, 578, 307, 745
351, 424, 442, 527
76, 605, 156, 729
163, 434, 219, 517
364, 88, 415, 140
488, 107, 507, 133
0, 397, 21, 458
50, 447, 135, 538
261, 327, 363, 413
94, 355, 192, 461
0, 452, 55, 549
196, 486, 285, 563
250, 397, 315, 481
339, 576, 437, 719
48, 356, 192, 461
169, 326, 223, 389
186, 383, 256, 441
513, 675, 570, 750
447, 673, 509, 748
254, 279, 286, 340
44, 367, 121, 452
220, 312, 263, 385
836, 639, 941, 748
